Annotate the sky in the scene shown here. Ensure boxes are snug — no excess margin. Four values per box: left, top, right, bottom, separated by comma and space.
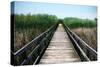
12, 1, 97, 19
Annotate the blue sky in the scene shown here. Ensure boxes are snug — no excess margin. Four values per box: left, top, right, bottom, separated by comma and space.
12, 1, 97, 19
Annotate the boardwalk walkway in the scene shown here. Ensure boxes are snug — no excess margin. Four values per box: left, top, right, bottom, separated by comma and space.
39, 24, 80, 64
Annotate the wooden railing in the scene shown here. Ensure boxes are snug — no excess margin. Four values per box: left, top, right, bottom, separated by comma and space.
63, 23, 97, 61
12, 23, 58, 65
11, 22, 97, 65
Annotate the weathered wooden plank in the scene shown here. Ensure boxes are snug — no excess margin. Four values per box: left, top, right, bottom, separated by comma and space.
39, 24, 80, 64
39, 58, 80, 64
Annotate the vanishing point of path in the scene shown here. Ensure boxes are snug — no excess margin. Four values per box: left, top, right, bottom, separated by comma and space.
39, 24, 80, 64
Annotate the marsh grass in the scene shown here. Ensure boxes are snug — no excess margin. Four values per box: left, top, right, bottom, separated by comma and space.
14, 15, 97, 52
71, 28, 97, 51
14, 14, 57, 52
64, 17, 97, 28
63, 17, 97, 50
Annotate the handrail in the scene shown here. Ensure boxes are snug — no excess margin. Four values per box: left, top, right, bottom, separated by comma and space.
63, 23, 97, 61
12, 23, 58, 65
14, 24, 54, 56
12, 22, 97, 65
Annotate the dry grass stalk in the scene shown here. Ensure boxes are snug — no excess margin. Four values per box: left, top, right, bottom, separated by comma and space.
71, 28, 97, 51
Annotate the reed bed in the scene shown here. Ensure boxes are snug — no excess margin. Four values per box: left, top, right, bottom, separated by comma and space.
64, 17, 97, 28
71, 28, 97, 51
63, 17, 97, 51
14, 14, 57, 52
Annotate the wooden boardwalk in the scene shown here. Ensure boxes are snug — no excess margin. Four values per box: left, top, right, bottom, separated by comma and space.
39, 24, 80, 64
